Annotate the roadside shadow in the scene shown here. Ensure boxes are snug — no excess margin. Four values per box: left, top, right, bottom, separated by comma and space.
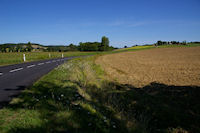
4, 81, 128, 133
86, 81, 200, 133
0, 85, 26, 109
1, 81, 200, 133
4, 86, 26, 91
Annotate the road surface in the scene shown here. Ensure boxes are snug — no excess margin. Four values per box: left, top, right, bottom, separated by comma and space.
0, 56, 78, 108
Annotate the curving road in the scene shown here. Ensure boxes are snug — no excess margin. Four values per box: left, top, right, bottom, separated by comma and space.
0, 56, 79, 108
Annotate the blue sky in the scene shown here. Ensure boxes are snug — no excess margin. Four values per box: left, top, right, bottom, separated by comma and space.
0, 0, 200, 47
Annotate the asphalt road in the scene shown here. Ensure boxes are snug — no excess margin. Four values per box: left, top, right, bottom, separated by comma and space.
0, 56, 78, 108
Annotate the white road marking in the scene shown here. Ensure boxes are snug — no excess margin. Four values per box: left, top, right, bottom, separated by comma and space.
27, 65, 36, 68
10, 68, 23, 73
46, 61, 51, 64
57, 59, 60, 61
52, 60, 56, 62
0, 73, 3, 76
38, 63, 44, 65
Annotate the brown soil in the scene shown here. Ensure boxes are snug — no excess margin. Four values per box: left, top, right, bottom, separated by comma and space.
96, 47, 200, 87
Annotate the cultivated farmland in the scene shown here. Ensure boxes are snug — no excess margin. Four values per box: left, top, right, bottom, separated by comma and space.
96, 47, 200, 87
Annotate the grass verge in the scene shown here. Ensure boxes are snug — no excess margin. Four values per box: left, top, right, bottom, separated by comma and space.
0, 56, 199, 133
0, 52, 99, 66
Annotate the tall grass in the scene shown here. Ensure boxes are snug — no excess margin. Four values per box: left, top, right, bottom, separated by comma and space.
0, 57, 124, 133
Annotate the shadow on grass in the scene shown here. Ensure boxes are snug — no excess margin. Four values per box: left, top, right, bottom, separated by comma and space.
2, 80, 200, 133
0, 86, 26, 109
97, 82, 200, 133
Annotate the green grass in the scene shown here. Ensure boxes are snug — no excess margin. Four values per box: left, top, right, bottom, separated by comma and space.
0, 51, 99, 66
0, 56, 199, 133
113, 45, 154, 53
0, 46, 154, 66
0, 57, 127, 133
0, 45, 156, 66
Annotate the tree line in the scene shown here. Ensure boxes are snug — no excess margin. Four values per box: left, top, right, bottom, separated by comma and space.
155, 40, 188, 46
0, 36, 114, 52
47, 36, 113, 52
0, 42, 35, 52
79, 36, 114, 51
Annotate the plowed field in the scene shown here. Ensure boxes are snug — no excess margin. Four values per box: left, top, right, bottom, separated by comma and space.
96, 47, 200, 87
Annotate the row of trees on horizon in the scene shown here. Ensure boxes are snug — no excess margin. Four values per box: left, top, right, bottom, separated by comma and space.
0, 36, 114, 52
1, 38, 199, 52
155, 40, 192, 46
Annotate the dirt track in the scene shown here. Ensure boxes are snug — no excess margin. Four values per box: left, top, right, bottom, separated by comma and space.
96, 47, 200, 87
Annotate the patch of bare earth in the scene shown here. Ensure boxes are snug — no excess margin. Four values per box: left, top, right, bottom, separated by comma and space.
96, 47, 200, 87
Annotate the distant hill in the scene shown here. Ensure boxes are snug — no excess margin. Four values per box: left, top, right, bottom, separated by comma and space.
0, 43, 80, 52
31, 44, 47, 50
0, 43, 47, 52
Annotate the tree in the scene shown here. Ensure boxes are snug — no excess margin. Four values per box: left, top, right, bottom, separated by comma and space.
0, 45, 6, 52
182, 40, 187, 45
78, 42, 100, 51
26, 42, 33, 52
16, 45, 22, 52
99, 36, 109, 51
68, 44, 78, 51
157, 40, 162, 46
6, 48, 9, 52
